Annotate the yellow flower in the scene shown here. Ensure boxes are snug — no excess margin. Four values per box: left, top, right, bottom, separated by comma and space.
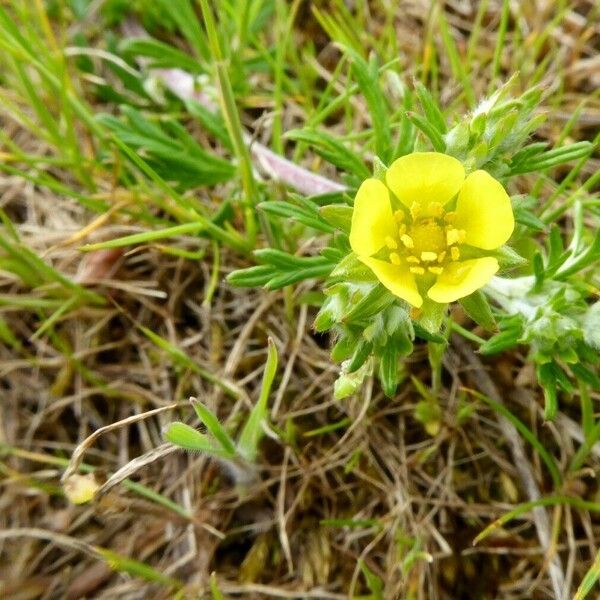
349, 152, 514, 308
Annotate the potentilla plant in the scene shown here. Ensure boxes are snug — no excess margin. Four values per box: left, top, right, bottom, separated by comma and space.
229, 77, 598, 411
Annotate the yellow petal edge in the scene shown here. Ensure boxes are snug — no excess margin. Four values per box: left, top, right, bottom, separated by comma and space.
349, 178, 396, 257
360, 256, 423, 307
386, 152, 465, 209
427, 257, 499, 303
455, 170, 514, 250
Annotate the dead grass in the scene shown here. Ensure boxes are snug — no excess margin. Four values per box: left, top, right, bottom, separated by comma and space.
1, 1, 600, 599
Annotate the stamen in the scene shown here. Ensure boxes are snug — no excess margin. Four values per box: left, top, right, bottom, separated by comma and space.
421, 251, 438, 262
385, 236, 398, 250
451, 246, 460, 261
427, 202, 443, 217
446, 228, 461, 246
409, 266, 425, 275
444, 211, 457, 223
406, 255, 420, 264
400, 234, 414, 249
437, 251, 446, 263
389, 252, 401, 265
428, 266, 443, 275
410, 202, 421, 219
394, 210, 405, 223
398, 224, 407, 236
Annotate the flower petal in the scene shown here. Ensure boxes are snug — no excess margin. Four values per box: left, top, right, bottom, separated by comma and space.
360, 256, 423, 307
455, 170, 514, 250
349, 178, 396, 257
386, 152, 465, 209
427, 257, 499, 304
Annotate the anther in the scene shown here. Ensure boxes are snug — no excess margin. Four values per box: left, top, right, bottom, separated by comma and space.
428, 266, 443, 275
394, 210, 405, 223
437, 251, 446, 263
410, 202, 421, 219
446, 228, 461, 246
421, 251, 438, 262
398, 224, 407, 235
389, 252, 401, 265
400, 234, 414, 249
409, 266, 425, 275
451, 246, 460, 261
406, 255, 420, 264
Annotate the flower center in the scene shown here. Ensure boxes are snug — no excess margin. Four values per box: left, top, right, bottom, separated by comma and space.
385, 202, 466, 276
408, 220, 446, 256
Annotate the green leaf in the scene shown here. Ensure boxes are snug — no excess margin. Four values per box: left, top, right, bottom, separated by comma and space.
510, 141, 593, 174
139, 326, 239, 397
259, 200, 334, 233
359, 560, 384, 599
537, 363, 559, 420
96, 547, 181, 588
459, 290, 496, 331
347, 339, 373, 373
153, 0, 209, 61
334, 359, 371, 400
479, 327, 522, 355
343, 285, 395, 322
378, 342, 400, 397
227, 265, 277, 288
491, 245, 528, 269
191, 399, 236, 457
186, 99, 232, 149
285, 128, 369, 179
237, 338, 278, 462
164, 422, 232, 458
264, 263, 334, 289
406, 111, 445, 152
98, 108, 235, 188
468, 389, 561, 488
319, 204, 353, 233
119, 37, 203, 73
342, 46, 392, 163
416, 298, 446, 335
329, 253, 374, 281
414, 81, 447, 134
574, 549, 600, 600
514, 206, 547, 231
412, 322, 446, 343
210, 573, 230, 600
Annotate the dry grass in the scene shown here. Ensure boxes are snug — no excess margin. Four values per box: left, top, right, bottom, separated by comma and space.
1, 1, 599, 599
